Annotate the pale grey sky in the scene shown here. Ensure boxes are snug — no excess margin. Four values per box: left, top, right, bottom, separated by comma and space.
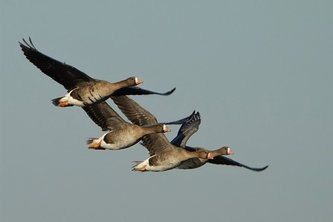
1, 1, 332, 221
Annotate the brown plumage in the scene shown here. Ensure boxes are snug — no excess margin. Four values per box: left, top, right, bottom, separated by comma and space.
83, 101, 171, 150
19, 38, 176, 107
110, 96, 215, 172
171, 111, 268, 171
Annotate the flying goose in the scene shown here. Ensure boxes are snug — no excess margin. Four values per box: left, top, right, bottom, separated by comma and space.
84, 100, 196, 150
83, 101, 172, 150
110, 96, 230, 172
171, 111, 269, 171
19, 38, 176, 107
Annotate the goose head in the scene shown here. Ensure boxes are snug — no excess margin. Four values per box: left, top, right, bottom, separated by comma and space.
162, 124, 171, 133
131, 76, 143, 85
196, 150, 214, 160
215, 146, 234, 155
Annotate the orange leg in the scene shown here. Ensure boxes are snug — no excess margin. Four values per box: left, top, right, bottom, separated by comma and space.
134, 166, 147, 172
88, 140, 103, 150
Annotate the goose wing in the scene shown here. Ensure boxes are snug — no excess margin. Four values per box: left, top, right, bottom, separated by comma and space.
170, 111, 201, 147
20, 38, 177, 97
111, 95, 173, 155
112, 87, 176, 96
19, 38, 94, 90
83, 101, 127, 131
208, 156, 269, 172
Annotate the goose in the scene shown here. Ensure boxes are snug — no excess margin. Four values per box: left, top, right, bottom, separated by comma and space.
83, 101, 172, 150
83, 99, 194, 150
110, 96, 228, 172
171, 111, 269, 171
19, 38, 176, 107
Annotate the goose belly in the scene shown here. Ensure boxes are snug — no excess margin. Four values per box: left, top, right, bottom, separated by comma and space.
146, 158, 181, 172
102, 131, 140, 150
145, 164, 177, 172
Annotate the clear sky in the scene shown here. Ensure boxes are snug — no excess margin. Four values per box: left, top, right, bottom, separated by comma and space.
1, 1, 332, 221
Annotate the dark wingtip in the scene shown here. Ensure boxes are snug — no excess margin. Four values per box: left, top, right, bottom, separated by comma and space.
112, 86, 176, 96
164, 110, 197, 125
20, 37, 34, 48
164, 110, 196, 125
163, 87, 176, 96
250, 164, 269, 172
262, 165, 269, 170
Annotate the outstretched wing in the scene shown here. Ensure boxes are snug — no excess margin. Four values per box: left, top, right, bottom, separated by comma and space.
19, 38, 94, 90
208, 156, 269, 172
112, 87, 176, 96
170, 111, 201, 147
111, 95, 172, 156
83, 101, 127, 131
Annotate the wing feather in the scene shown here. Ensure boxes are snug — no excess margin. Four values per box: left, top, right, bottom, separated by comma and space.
111, 95, 172, 155
83, 101, 127, 131
208, 156, 269, 172
19, 38, 94, 90
170, 111, 201, 147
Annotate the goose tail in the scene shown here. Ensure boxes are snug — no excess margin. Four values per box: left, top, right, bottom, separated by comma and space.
131, 161, 147, 172
51, 96, 73, 107
87, 138, 103, 150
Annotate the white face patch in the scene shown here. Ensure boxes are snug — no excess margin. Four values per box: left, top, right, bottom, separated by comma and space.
134, 77, 143, 85
163, 124, 170, 132
226, 147, 234, 155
